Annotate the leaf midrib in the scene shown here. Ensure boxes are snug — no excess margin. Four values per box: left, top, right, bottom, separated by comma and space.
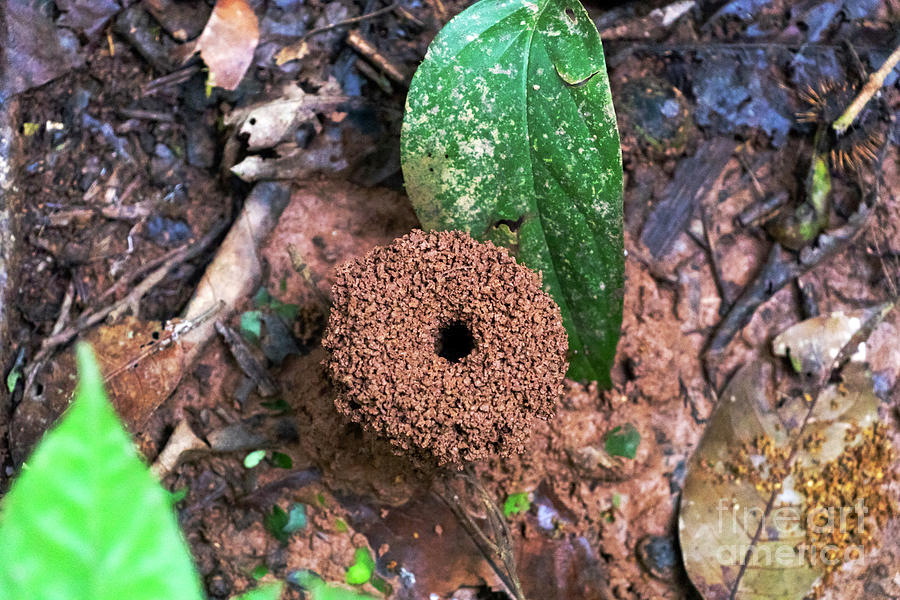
520, 0, 601, 377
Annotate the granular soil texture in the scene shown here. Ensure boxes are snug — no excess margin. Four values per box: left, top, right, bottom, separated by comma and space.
323, 229, 568, 464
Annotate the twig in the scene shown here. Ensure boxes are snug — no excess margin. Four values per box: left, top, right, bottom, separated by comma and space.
276, 3, 399, 63
304, 3, 398, 40
346, 30, 408, 85
435, 468, 526, 600
142, 65, 201, 97
102, 301, 224, 382
833, 39, 900, 134
705, 191, 876, 386
117, 108, 176, 122
736, 191, 789, 227
23, 217, 229, 397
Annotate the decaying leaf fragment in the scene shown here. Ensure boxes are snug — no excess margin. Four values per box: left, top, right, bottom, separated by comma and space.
195, 0, 259, 91
223, 80, 347, 151
10, 317, 187, 464
772, 304, 891, 376
680, 309, 897, 600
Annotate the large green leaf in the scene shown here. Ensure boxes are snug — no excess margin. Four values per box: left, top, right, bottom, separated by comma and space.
401, 0, 624, 385
0, 344, 204, 600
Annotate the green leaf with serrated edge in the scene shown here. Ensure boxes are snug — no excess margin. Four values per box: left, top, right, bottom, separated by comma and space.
0, 344, 204, 600
401, 0, 624, 385
231, 581, 284, 600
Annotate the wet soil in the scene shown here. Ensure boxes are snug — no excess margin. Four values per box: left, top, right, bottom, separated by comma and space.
3, 0, 900, 599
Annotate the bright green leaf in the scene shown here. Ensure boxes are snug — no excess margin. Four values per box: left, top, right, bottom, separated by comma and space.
401, 0, 624, 385
231, 581, 284, 600
241, 310, 264, 342
345, 547, 375, 585
605, 423, 640, 459
0, 344, 204, 600
244, 449, 267, 468
291, 570, 376, 600
503, 491, 531, 517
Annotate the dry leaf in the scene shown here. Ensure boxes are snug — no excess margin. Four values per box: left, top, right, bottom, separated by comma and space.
223, 81, 346, 151
772, 304, 891, 376
679, 310, 887, 599
196, 0, 259, 91
10, 317, 187, 463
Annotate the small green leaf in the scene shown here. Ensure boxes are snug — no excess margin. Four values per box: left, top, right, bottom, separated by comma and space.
264, 503, 307, 543
6, 365, 21, 393
605, 423, 640, 459
503, 492, 531, 518
241, 310, 264, 342
345, 548, 376, 585
251, 564, 269, 580
283, 504, 308, 534
244, 449, 267, 468
611, 492, 622, 509
265, 505, 290, 543
370, 576, 392, 596
22, 122, 40, 136
169, 486, 189, 505
402, 0, 624, 385
335, 517, 349, 533
271, 451, 293, 469
290, 570, 376, 600
0, 344, 204, 600
261, 398, 291, 414
230, 581, 284, 600
254, 287, 273, 306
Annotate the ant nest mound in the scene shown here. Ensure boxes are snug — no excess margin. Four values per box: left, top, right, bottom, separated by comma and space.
324, 229, 568, 465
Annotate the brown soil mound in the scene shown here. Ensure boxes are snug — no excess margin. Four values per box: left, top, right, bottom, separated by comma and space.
323, 229, 568, 464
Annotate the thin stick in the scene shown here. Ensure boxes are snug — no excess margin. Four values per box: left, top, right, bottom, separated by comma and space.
833, 40, 900, 134
276, 3, 399, 63
302, 3, 398, 40
346, 30, 408, 85
23, 217, 228, 397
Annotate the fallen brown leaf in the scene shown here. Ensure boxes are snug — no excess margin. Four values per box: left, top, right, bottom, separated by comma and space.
195, 0, 259, 91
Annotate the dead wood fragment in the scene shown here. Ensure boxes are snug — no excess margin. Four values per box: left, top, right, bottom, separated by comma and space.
215, 321, 277, 397
705, 192, 876, 385
346, 30, 408, 86
641, 138, 737, 257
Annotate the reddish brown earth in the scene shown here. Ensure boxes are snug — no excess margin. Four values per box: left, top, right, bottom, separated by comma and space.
2, 1, 900, 599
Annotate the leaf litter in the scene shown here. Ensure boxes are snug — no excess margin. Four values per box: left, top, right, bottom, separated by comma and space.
680, 307, 898, 600
4, 0, 900, 598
